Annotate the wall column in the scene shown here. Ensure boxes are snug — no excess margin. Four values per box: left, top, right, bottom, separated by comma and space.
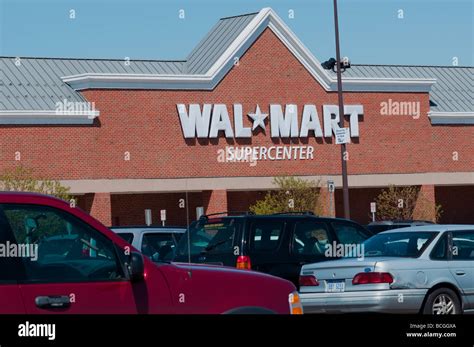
202, 190, 228, 215
89, 192, 112, 226
414, 184, 436, 222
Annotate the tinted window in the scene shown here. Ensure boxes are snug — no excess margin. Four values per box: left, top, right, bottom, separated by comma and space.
250, 220, 284, 252
2, 204, 124, 283
430, 234, 447, 260
141, 233, 180, 261
366, 225, 394, 234
452, 231, 474, 260
332, 222, 370, 244
176, 218, 239, 256
362, 232, 438, 258
292, 221, 331, 256
117, 233, 134, 244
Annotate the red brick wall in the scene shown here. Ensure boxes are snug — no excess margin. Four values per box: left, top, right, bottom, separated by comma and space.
110, 192, 203, 227
227, 191, 268, 212
436, 186, 474, 224
0, 29, 469, 181
335, 187, 386, 224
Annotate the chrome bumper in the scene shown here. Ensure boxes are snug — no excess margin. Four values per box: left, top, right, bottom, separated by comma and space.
300, 289, 428, 313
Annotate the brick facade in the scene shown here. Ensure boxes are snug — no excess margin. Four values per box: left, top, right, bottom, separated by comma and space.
1, 29, 472, 225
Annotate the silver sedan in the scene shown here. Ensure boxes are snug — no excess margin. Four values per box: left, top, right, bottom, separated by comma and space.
299, 225, 474, 314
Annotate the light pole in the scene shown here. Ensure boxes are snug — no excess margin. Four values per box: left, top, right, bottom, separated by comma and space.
321, 0, 351, 219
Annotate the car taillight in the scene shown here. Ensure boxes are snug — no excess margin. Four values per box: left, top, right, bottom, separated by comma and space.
289, 291, 304, 315
299, 275, 319, 286
236, 255, 251, 270
352, 272, 393, 285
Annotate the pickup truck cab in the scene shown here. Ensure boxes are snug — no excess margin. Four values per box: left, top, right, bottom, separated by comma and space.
0, 192, 300, 314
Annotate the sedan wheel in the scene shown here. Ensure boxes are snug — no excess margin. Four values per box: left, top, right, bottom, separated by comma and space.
423, 288, 461, 315
432, 294, 455, 314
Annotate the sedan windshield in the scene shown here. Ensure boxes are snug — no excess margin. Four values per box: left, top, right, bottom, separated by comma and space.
361, 231, 439, 258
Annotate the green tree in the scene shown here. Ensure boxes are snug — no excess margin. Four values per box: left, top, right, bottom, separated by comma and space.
374, 185, 442, 222
250, 176, 321, 215
0, 166, 72, 202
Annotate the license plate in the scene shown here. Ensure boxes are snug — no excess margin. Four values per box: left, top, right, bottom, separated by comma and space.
325, 280, 345, 293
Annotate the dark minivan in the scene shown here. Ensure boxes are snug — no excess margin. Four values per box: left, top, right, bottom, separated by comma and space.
174, 212, 373, 287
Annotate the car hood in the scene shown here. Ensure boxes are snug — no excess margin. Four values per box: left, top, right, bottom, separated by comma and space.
156, 262, 296, 314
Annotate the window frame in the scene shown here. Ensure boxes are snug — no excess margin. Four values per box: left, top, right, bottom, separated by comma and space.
449, 230, 474, 261
290, 220, 332, 257
0, 203, 130, 285
248, 219, 286, 253
429, 232, 448, 261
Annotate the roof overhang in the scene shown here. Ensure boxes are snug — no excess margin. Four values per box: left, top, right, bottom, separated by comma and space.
62, 8, 436, 93
428, 111, 474, 125
0, 110, 99, 125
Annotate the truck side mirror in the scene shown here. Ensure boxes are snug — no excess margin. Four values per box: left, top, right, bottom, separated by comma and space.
129, 251, 145, 282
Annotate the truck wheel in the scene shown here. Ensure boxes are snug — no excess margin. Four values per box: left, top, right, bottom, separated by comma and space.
422, 288, 461, 315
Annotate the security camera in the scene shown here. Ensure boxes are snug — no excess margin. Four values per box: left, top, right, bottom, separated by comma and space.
340, 57, 351, 68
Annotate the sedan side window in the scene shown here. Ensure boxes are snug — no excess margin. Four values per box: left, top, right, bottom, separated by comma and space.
2, 204, 125, 283
451, 231, 474, 260
430, 234, 447, 260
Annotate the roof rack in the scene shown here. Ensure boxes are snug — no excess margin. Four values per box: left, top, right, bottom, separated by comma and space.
199, 211, 254, 219
272, 211, 316, 216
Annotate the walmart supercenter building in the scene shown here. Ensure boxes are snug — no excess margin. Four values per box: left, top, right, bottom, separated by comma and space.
1, 8, 473, 226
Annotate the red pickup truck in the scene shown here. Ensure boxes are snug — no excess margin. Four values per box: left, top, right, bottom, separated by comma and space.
0, 192, 301, 314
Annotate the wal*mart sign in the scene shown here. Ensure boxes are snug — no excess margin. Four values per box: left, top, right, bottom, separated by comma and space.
177, 104, 363, 139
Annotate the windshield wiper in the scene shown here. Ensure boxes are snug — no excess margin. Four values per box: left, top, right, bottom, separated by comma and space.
201, 240, 227, 254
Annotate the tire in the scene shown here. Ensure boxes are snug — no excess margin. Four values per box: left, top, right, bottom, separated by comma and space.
422, 288, 461, 315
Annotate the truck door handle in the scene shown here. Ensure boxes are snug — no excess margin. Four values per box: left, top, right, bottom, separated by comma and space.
455, 270, 466, 276
35, 295, 71, 309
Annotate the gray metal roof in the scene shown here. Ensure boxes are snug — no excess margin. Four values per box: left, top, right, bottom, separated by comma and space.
185, 13, 258, 74
0, 57, 185, 110
0, 9, 472, 113
334, 65, 473, 113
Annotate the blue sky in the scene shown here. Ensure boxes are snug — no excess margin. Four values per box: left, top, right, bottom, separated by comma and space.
0, 0, 472, 66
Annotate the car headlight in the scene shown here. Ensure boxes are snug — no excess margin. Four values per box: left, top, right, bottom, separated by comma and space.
289, 291, 303, 315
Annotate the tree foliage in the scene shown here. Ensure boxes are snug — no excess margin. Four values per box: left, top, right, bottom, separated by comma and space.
374, 185, 442, 222
0, 166, 72, 202
249, 176, 321, 215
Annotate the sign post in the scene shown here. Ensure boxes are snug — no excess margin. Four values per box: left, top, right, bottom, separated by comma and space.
160, 209, 166, 226
370, 202, 376, 222
327, 180, 335, 217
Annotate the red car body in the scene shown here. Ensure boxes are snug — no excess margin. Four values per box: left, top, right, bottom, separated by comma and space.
0, 192, 298, 314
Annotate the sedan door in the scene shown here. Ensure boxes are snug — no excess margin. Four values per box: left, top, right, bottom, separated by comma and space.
448, 230, 474, 310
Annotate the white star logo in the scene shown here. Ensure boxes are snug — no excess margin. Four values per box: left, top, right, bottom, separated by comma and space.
248, 105, 268, 131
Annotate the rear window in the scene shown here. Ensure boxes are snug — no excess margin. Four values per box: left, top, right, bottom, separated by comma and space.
250, 220, 284, 252
176, 218, 239, 256
362, 231, 438, 258
117, 233, 134, 244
